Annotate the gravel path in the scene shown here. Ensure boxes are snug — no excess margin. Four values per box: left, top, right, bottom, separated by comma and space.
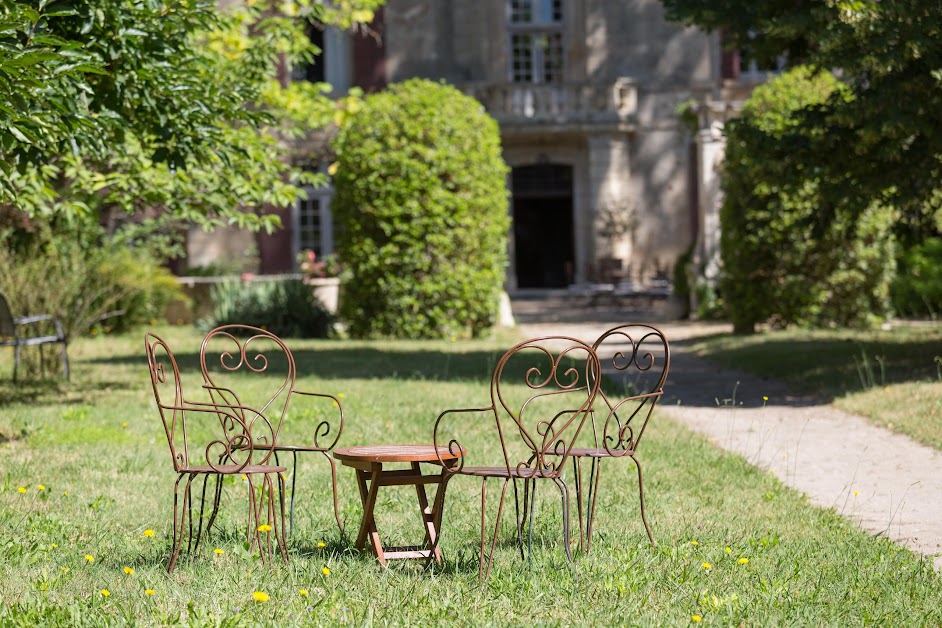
520, 320, 942, 571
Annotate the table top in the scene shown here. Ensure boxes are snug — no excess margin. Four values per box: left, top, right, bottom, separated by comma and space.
333, 444, 463, 464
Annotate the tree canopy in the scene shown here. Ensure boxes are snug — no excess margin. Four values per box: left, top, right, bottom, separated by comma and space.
663, 0, 942, 238
0, 0, 382, 245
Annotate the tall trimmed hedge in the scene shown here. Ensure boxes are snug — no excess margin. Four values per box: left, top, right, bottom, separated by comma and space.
720, 67, 895, 333
331, 79, 510, 338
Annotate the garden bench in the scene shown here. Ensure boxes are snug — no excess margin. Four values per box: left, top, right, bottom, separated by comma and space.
0, 292, 69, 381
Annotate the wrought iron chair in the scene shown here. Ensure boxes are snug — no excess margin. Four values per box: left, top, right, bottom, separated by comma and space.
568, 323, 670, 552
199, 325, 344, 538
144, 333, 288, 573
0, 292, 68, 381
433, 336, 601, 581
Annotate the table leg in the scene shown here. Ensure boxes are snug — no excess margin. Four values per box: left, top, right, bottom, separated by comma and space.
354, 465, 386, 566
412, 462, 443, 564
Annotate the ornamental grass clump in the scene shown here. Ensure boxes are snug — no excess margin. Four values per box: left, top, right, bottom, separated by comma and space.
331, 78, 510, 339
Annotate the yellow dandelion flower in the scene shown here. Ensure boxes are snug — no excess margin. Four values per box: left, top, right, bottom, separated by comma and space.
762, 396, 769, 401
143, 529, 155, 537
300, 588, 309, 596
145, 589, 155, 596
258, 524, 272, 532
692, 616, 702, 623
17, 487, 26, 494
37, 484, 45, 491
61, 567, 69, 574
332, 401, 339, 407
321, 567, 330, 576
121, 422, 128, 428
853, 490, 860, 496
85, 555, 94, 563
100, 589, 110, 597
214, 548, 224, 555
50, 543, 58, 549
241, 474, 248, 481
701, 562, 712, 570
63, 491, 68, 496
738, 557, 749, 565
337, 393, 344, 399
123, 566, 135, 575
252, 591, 270, 602
317, 541, 326, 548
689, 540, 699, 546
725, 546, 732, 554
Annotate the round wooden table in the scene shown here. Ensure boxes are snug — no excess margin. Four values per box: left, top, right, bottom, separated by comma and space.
333, 444, 463, 567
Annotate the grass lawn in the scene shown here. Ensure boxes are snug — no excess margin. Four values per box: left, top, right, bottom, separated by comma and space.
1, 326, 940, 625
691, 325, 942, 450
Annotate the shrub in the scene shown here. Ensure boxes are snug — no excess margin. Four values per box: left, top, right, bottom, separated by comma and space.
891, 238, 942, 318
720, 67, 895, 333
205, 278, 332, 338
331, 79, 510, 338
0, 235, 184, 341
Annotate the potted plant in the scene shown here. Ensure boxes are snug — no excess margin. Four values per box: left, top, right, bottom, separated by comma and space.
297, 250, 342, 313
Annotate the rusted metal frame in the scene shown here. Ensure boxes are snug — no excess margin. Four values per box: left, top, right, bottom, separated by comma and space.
479, 476, 510, 583
552, 476, 577, 582
631, 454, 655, 545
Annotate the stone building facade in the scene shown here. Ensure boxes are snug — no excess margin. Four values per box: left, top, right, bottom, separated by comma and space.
201, 1, 752, 294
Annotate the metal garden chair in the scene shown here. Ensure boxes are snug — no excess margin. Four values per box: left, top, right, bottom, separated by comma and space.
199, 325, 344, 538
568, 323, 670, 551
144, 332, 288, 573
0, 292, 69, 381
432, 335, 601, 581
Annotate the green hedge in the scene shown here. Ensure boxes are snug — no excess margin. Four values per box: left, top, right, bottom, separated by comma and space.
720, 67, 895, 333
331, 79, 509, 338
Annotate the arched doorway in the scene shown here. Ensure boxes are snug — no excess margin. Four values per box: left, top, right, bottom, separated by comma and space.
511, 164, 575, 288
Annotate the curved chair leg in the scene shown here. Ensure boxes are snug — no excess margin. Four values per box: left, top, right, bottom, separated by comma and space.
572, 457, 585, 552
205, 474, 224, 534
553, 476, 578, 583
185, 475, 196, 554
322, 451, 345, 536
479, 477, 509, 583
60, 340, 69, 379
526, 478, 538, 561
275, 472, 290, 562
193, 474, 212, 553
168, 473, 196, 573
518, 477, 530, 554
631, 455, 655, 546
289, 451, 299, 538
585, 457, 603, 553
245, 474, 263, 556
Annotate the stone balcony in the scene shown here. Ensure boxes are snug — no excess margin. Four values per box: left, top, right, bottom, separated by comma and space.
462, 78, 637, 134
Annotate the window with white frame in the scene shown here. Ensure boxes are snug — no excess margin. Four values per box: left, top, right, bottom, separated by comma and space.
738, 32, 787, 81
294, 180, 334, 262
508, 0, 563, 83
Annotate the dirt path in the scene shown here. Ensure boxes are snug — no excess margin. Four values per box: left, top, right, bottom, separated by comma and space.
520, 320, 942, 571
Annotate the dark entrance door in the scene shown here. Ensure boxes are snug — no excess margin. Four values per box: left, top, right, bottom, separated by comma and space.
512, 164, 575, 288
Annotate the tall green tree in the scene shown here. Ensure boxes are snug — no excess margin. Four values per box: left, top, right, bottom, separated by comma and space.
0, 0, 382, 243
663, 0, 942, 239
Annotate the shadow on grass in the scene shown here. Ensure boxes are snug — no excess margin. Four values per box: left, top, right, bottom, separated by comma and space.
672, 327, 942, 405
89, 346, 509, 383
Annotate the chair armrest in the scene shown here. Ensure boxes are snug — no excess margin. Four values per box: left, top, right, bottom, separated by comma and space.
291, 389, 345, 451
433, 406, 493, 473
